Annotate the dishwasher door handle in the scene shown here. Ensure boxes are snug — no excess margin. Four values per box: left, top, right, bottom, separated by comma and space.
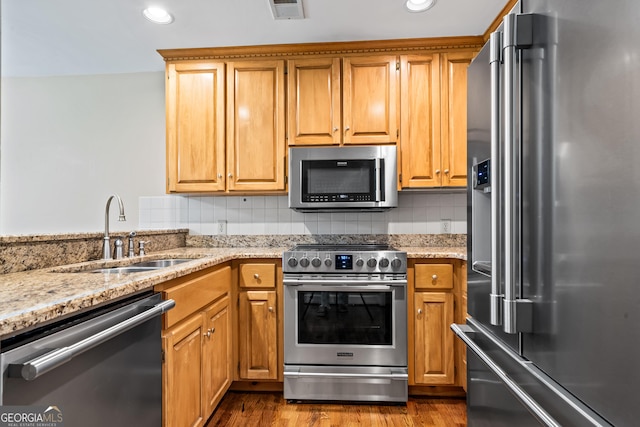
10, 299, 175, 381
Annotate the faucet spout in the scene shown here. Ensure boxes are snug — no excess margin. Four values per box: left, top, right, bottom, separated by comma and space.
103, 194, 126, 260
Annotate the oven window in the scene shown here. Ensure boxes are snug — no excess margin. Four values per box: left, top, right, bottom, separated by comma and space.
297, 291, 392, 345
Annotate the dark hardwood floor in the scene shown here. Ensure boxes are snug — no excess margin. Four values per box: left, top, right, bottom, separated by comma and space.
205, 391, 466, 426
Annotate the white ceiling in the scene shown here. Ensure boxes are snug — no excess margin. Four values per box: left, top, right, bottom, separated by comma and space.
1, 0, 507, 77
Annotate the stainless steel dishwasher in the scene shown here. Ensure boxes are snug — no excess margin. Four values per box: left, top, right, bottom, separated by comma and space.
0, 291, 174, 427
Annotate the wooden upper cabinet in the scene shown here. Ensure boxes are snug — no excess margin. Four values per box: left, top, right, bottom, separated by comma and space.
166, 61, 226, 192
399, 54, 441, 188
440, 51, 473, 187
343, 55, 399, 145
161, 42, 476, 192
399, 51, 473, 188
287, 58, 341, 146
226, 60, 286, 192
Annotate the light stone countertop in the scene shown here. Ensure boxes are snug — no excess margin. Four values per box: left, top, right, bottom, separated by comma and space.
0, 246, 466, 339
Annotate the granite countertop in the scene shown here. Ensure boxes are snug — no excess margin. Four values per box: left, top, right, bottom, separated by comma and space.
0, 246, 466, 339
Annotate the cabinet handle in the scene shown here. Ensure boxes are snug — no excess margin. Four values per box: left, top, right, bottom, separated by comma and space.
333, 127, 339, 132
432, 274, 438, 280
435, 169, 441, 174
217, 173, 222, 179
268, 307, 274, 312
254, 273, 260, 279
228, 173, 233, 178
210, 327, 215, 335
204, 330, 211, 338
444, 169, 450, 174
345, 126, 350, 132
418, 309, 423, 315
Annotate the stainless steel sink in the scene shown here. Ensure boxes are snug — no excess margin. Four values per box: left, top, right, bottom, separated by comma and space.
128, 259, 193, 268
51, 258, 196, 274
91, 266, 158, 274
89, 258, 194, 274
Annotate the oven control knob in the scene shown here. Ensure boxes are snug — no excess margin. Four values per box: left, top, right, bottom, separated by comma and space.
299, 257, 310, 268
379, 257, 390, 268
391, 258, 402, 269
355, 258, 364, 267
367, 258, 377, 268
287, 257, 298, 268
324, 258, 332, 267
311, 257, 322, 268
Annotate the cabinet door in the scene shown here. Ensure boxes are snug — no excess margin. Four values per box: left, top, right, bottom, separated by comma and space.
226, 60, 286, 191
399, 54, 442, 188
343, 55, 399, 145
414, 292, 455, 385
163, 314, 205, 427
202, 297, 231, 418
238, 290, 277, 380
166, 61, 226, 193
440, 51, 473, 187
287, 58, 341, 146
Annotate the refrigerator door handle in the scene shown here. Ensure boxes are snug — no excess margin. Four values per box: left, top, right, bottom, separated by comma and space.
502, 12, 521, 334
489, 29, 503, 326
451, 323, 562, 427
503, 11, 535, 335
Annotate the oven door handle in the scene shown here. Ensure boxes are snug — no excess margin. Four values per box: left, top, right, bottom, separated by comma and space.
283, 279, 406, 287
284, 370, 408, 381
8, 299, 175, 381
283, 284, 403, 292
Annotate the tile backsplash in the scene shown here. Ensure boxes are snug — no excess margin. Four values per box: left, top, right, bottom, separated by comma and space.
139, 192, 467, 235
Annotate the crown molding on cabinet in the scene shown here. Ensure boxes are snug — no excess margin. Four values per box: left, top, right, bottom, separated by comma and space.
157, 36, 484, 62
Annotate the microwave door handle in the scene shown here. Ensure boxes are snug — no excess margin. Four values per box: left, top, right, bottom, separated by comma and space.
376, 158, 384, 201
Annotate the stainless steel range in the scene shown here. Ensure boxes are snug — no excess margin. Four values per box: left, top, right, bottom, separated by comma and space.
282, 244, 408, 402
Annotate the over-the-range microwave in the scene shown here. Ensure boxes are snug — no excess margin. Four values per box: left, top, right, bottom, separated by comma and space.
288, 145, 398, 212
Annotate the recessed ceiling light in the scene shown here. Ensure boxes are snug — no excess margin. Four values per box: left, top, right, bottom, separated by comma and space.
405, 0, 437, 13
143, 7, 174, 24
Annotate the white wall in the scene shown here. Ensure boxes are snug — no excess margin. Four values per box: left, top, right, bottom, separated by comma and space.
0, 72, 167, 234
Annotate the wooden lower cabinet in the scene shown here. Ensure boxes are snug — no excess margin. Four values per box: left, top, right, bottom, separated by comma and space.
238, 290, 277, 380
234, 259, 282, 383
408, 260, 463, 390
158, 265, 232, 427
202, 297, 231, 416
163, 314, 205, 427
413, 291, 455, 385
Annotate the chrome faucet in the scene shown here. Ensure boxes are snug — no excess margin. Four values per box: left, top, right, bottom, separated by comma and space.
103, 194, 126, 260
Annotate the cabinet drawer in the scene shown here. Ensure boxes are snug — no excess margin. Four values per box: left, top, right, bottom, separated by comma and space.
239, 263, 275, 288
162, 266, 231, 329
414, 264, 453, 290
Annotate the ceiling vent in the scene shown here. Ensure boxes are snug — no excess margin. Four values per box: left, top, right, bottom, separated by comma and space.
268, 0, 305, 20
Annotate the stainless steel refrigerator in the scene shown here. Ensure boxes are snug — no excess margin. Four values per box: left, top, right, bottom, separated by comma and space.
452, 1, 640, 425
